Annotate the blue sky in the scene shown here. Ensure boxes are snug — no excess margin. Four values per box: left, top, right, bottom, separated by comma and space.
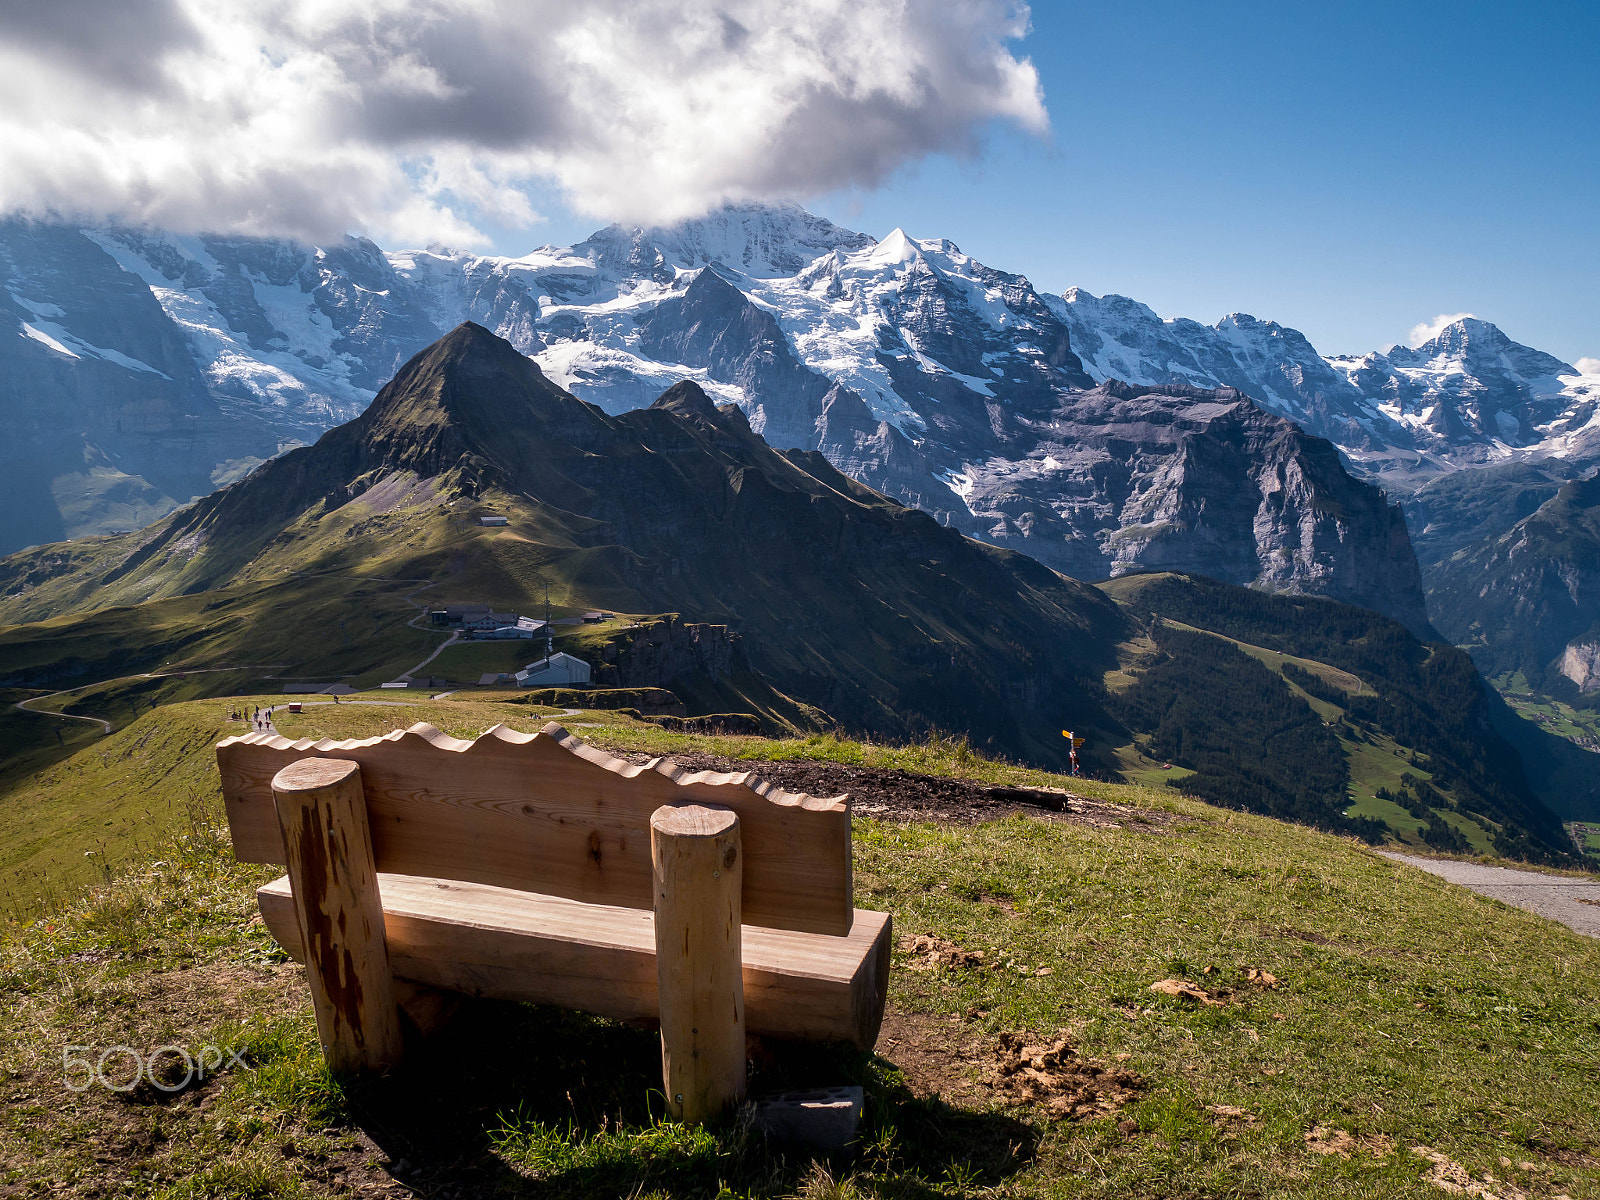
522, 2, 1600, 364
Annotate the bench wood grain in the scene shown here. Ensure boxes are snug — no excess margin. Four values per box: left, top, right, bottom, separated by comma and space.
256, 873, 892, 1049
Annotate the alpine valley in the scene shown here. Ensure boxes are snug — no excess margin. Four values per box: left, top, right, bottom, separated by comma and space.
1, 205, 1596, 861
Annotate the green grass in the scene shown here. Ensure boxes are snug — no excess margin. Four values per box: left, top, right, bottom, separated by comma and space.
1103, 616, 1507, 855
426, 640, 547, 681
1, 706, 1597, 1197
1496, 684, 1600, 749
0, 573, 446, 695
0, 702, 246, 918
1110, 743, 1195, 789
0, 689, 105, 781
1334, 731, 1501, 852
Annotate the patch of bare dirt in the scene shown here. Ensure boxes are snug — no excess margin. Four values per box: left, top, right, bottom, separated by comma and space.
991, 1032, 1142, 1118
1206, 1104, 1258, 1132
1305, 1125, 1392, 1158
899, 933, 988, 971
1412, 1145, 1530, 1199
643, 750, 1194, 831
875, 1009, 990, 1105
1149, 979, 1225, 1006
875, 1009, 1141, 1120
1144, 969, 1279, 1009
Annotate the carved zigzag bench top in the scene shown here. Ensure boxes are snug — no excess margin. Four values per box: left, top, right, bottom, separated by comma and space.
217, 721, 854, 936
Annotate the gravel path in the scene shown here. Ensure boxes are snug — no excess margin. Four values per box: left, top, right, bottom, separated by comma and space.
1378, 851, 1600, 939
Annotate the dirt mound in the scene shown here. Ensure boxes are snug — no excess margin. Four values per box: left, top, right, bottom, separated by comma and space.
1148, 978, 1224, 1006
899, 933, 987, 970
1305, 1125, 1392, 1158
876, 1012, 1142, 1120
991, 1032, 1142, 1118
1147, 969, 1281, 1008
643, 751, 1190, 830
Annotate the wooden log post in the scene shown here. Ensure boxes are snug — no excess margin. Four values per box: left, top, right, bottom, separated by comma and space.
271, 758, 403, 1074
651, 803, 746, 1123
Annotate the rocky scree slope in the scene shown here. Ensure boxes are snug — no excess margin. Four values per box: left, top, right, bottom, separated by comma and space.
0, 322, 1128, 769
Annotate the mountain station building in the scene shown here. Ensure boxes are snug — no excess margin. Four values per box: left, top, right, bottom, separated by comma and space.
515, 652, 591, 687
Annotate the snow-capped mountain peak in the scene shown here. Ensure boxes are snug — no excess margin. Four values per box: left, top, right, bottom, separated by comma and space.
1325, 316, 1597, 464
580, 202, 876, 281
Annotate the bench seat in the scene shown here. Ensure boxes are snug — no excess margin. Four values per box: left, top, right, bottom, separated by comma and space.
259, 873, 892, 1049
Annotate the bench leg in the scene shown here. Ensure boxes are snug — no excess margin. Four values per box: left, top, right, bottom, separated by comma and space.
651, 803, 746, 1123
272, 758, 403, 1074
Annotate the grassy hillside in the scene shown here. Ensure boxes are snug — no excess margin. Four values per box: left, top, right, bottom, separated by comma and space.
1096, 573, 1589, 863
0, 698, 1596, 1197
1115, 618, 1495, 856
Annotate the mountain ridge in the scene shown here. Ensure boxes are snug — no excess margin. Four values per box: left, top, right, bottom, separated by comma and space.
0, 321, 1129, 769
6, 203, 1586, 641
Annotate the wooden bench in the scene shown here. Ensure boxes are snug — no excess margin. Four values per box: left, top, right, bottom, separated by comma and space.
216, 720, 892, 1120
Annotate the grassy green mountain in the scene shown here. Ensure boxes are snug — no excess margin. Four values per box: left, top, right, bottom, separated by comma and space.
1094, 573, 1586, 862
0, 322, 1124, 769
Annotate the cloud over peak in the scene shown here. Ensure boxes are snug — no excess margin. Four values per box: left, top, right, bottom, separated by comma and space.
1407, 312, 1476, 348
0, 0, 1047, 247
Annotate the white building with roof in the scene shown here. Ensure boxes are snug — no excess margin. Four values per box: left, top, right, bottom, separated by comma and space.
515, 652, 591, 687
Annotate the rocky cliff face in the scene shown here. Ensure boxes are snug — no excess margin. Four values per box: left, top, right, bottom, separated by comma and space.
1054, 292, 1600, 489
1557, 641, 1600, 694
0, 220, 291, 549
916, 381, 1431, 633
1427, 472, 1600, 695
591, 616, 741, 690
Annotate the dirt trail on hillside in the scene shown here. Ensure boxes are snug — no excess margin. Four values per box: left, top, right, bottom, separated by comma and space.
1378, 851, 1600, 939
636, 750, 1190, 832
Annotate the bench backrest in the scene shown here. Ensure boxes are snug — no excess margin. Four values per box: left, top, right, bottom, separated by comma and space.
216, 721, 853, 936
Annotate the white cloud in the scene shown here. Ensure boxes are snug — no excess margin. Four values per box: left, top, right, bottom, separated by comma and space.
1407, 312, 1475, 348
1575, 357, 1600, 376
0, 0, 1047, 247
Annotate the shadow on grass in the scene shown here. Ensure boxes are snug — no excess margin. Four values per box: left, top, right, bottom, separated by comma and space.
323, 999, 1038, 1198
